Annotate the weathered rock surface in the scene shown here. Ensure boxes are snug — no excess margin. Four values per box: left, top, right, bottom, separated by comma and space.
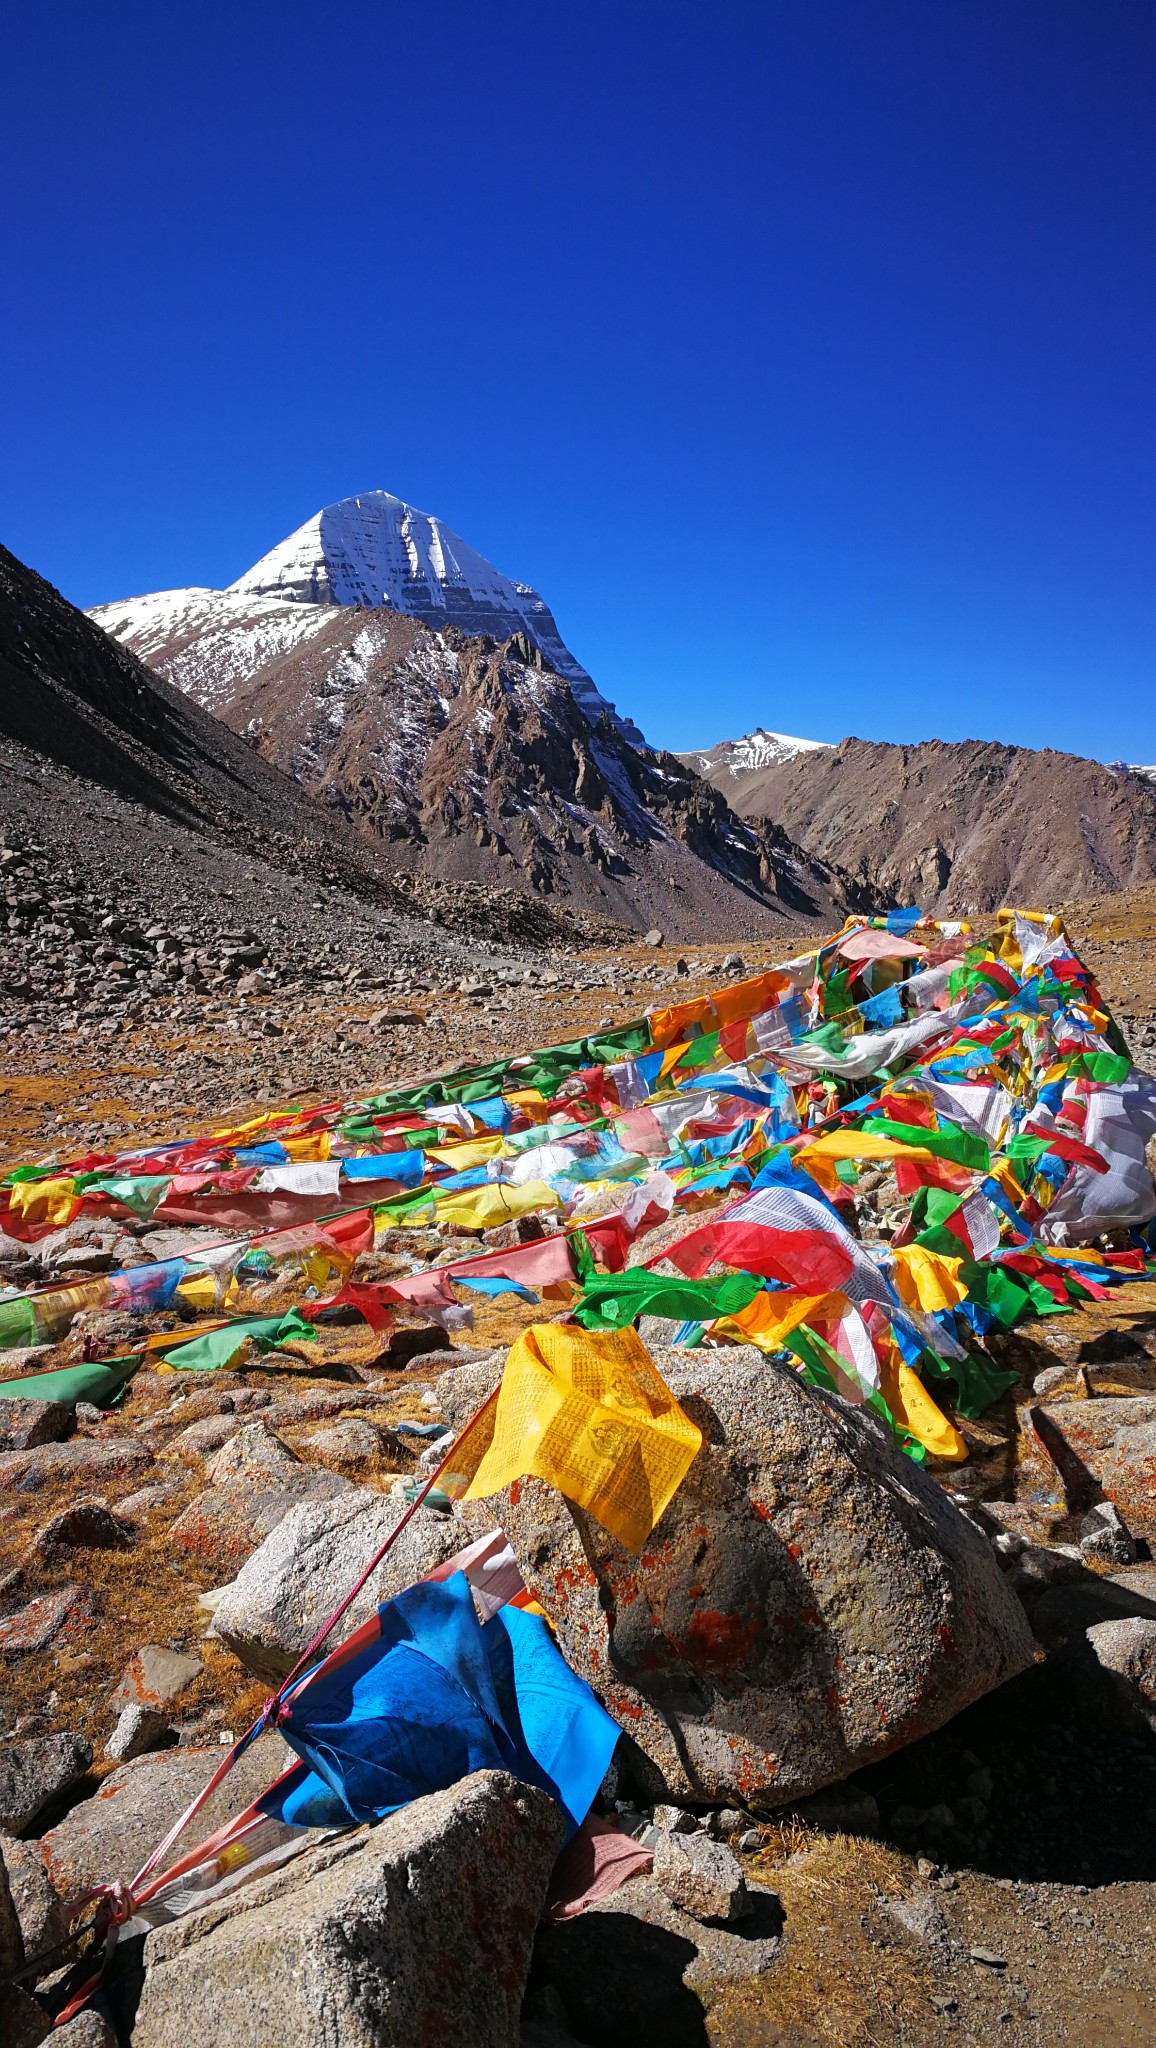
211, 1487, 487, 1683
0, 1400, 73, 1453
109, 1645, 203, 1714
0, 1587, 99, 1658
651, 1829, 749, 1924
115, 1771, 563, 2048
1080, 1499, 1138, 1565
104, 1704, 170, 1764
0, 1832, 67, 1958
1029, 1397, 1156, 1536
36, 1738, 295, 1902
0, 1439, 153, 1493
299, 1417, 387, 1474
35, 1498, 131, 1554
167, 1454, 354, 1574
1086, 1617, 1156, 1732
0, 1734, 93, 1835
54, 2011, 118, 2048
494, 1345, 1032, 1809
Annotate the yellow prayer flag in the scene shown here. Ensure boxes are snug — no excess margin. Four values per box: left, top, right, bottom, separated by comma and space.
281, 1131, 332, 1163
434, 1179, 562, 1231
426, 1134, 508, 1169
464, 1322, 703, 1551
890, 1244, 968, 1315
8, 1177, 80, 1227
878, 1340, 968, 1463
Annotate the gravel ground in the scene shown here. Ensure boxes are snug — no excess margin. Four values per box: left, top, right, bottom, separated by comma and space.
2, 898, 1156, 2045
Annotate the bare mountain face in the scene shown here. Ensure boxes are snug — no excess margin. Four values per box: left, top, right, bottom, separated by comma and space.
0, 541, 641, 1034
91, 499, 877, 936
681, 730, 1156, 913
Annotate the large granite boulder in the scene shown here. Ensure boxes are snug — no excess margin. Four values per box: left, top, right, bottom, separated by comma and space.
114, 1771, 563, 2048
167, 1422, 355, 1573
491, 1344, 1032, 1810
36, 1739, 295, 1903
210, 1488, 494, 1683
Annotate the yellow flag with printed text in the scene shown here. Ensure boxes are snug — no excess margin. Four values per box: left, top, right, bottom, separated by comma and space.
463, 1323, 702, 1550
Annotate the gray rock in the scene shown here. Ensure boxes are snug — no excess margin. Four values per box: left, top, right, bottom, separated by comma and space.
1086, 1616, 1156, 1731
644, 930, 664, 947
884, 1888, 949, 1945
493, 1344, 1032, 1810
204, 1421, 297, 1483
165, 1415, 245, 1461
0, 1734, 93, 1835
299, 1418, 386, 1472
652, 1830, 749, 1924
431, 1355, 505, 1433
37, 1738, 295, 1903
1031, 1364, 1076, 1398
53, 2012, 118, 2048
117, 1772, 563, 2048
535, 1869, 782, 2038
0, 1400, 73, 1453
211, 1487, 486, 1683
651, 1803, 698, 1835
0, 1836, 21, 1974
0, 1832, 67, 1960
167, 1456, 355, 1575
0, 1439, 153, 1493
35, 1498, 131, 1553
0, 1984, 52, 2046
104, 1704, 170, 1763
110, 1645, 203, 1714
1080, 1500, 1138, 1565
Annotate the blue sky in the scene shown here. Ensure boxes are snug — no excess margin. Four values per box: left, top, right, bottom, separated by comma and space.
2, 2, 1154, 762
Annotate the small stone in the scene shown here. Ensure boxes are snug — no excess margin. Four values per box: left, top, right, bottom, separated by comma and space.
109, 1644, 203, 1714
0, 1733, 93, 1834
651, 1829, 750, 1924
1080, 1500, 1138, 1565
652, 1803, 698, 1834
104, 1704, 169, 1763
35, 1498, 131, 1554
299, 1419, 384, 1474
1032, 1364, 1076, 1397
643, 930, 664, 948
885, 1890, 948, 1944
736, 1829, 762, 1853
74, 1403, 102, 1425
969, 1946, 1008, 1968
0, 1401, 73, 1453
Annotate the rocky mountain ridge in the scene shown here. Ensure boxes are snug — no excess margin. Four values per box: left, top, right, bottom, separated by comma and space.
91, 526, 875, 936
681, 729, 1156, 913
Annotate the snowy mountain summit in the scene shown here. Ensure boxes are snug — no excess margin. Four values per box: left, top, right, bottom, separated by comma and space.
226, 490, 637, 736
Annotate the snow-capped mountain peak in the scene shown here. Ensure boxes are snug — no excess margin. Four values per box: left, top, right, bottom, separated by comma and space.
223, 489, 641, 739
685, 726, 833, 778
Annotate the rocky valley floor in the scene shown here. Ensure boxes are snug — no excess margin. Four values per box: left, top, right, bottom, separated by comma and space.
1, 892, 1156, 2047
